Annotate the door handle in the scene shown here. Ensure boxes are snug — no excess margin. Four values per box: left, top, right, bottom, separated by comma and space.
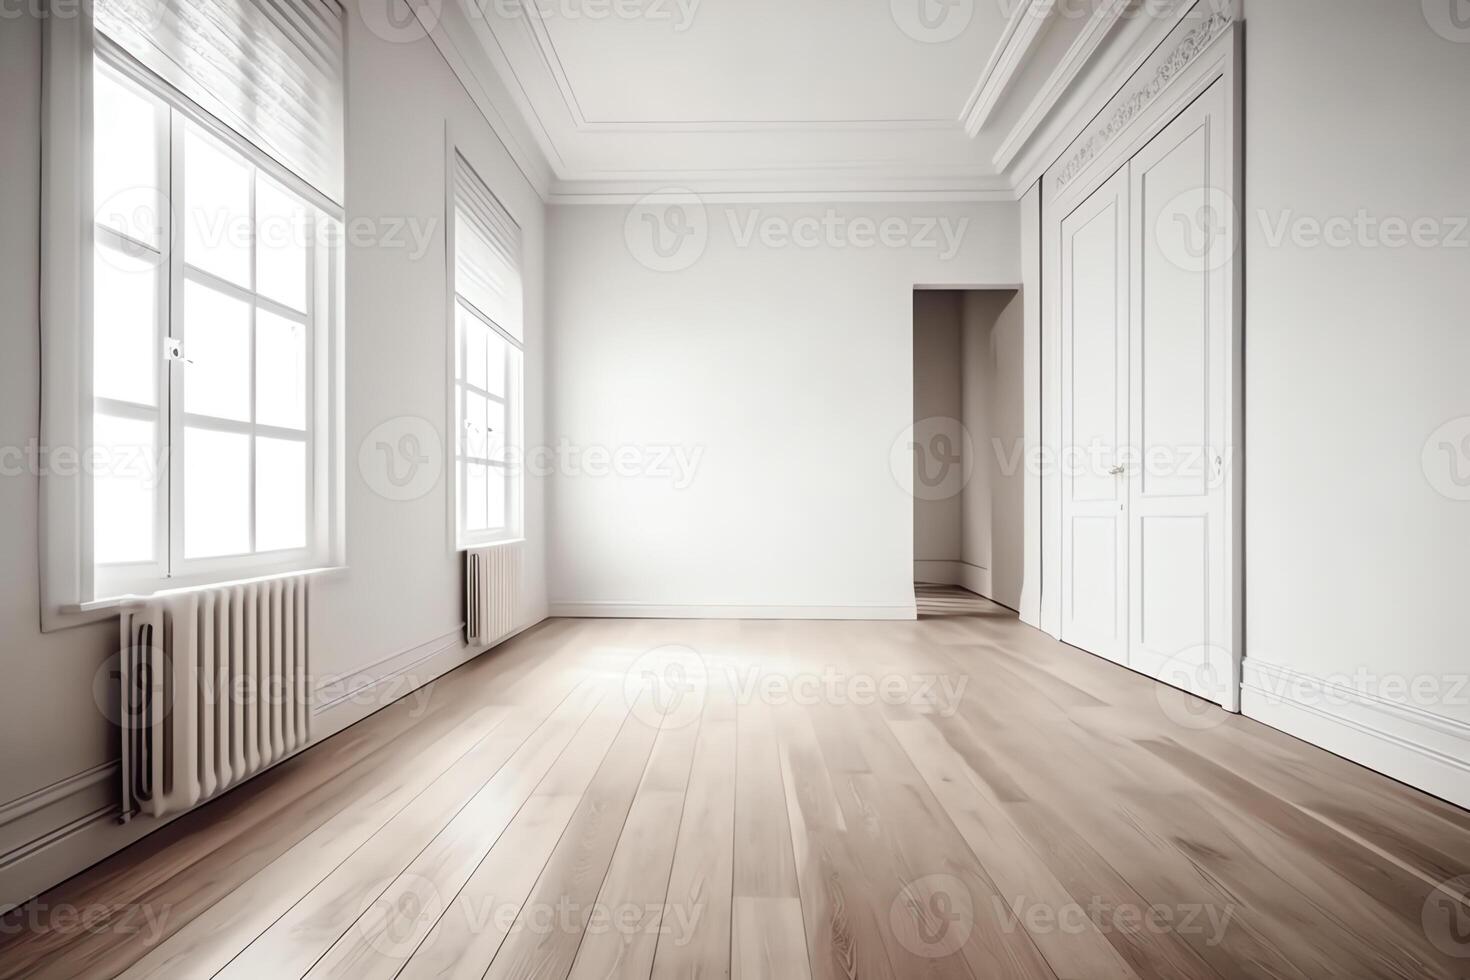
1109, 465, 1126, 475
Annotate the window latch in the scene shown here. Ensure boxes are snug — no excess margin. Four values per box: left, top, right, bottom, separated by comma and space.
164, 337, 194, 365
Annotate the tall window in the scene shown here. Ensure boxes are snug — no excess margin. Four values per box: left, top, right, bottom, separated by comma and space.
452, 152, 524, 548
90, 58, 338, 598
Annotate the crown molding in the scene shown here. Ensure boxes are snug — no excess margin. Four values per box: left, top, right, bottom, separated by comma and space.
962, 0, 1056, 136
1053, 5, 1234, 188
415, 0, 557, 200
991, 0, 1133, 172
546, 172, 1019, 205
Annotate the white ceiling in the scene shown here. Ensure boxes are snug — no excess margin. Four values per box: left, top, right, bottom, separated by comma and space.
425, 0, 1201, 199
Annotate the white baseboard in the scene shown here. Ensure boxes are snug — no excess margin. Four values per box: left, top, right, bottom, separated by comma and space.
1241, 657, 1470, 811
914, 560, 992, 599
548, 601, 918, 621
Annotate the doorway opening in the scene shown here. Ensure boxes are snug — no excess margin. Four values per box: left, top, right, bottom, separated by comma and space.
910, 288, 1024, 618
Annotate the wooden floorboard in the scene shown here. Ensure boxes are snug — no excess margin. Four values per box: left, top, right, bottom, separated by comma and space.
5, 593, 1470, 979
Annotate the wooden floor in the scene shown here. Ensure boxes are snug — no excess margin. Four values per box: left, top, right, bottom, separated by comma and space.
5, 588, 1470, 979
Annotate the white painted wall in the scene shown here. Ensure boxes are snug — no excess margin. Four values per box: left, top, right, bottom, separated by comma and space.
546, 202, 1020, 618
0, 1, 547, 907
961, 290, 1024, 611
913, 291, 963, 570
1240, 0, 1470, 803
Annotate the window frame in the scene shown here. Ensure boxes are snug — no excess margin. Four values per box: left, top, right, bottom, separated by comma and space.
39, 15, 345, 628
445, 136, 525, 552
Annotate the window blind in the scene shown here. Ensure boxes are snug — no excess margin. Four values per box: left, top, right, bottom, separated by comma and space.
454, 152, 523, 343
95, 0, 345, 206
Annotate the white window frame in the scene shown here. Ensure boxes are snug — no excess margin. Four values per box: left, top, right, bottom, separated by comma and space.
445, 135, 524, 552
40, 12, 345, 629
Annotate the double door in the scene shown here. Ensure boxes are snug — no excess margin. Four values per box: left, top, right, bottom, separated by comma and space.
1058, 80, 1237, 709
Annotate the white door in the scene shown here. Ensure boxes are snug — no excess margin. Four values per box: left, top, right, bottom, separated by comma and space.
1126, 80, 1236, 708
1059, 166, 1130, 665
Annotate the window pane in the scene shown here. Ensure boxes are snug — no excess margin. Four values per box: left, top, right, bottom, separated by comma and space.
256, 310, 307, 429
185, 427, 250, 558
485, 329, 508, 400
465, 462, 487, 532
463, 307, 488, 391
184, 125, 252, 287
256, 175, 308, 312
486, 464, 506, 532
485, 397, 506, 463
184, 280, 251, 422
94, 66, 162, 249
256, 436, 306, 552
464, 390, 487, 459
94, 243, 158, 406
93, 414, 157, 564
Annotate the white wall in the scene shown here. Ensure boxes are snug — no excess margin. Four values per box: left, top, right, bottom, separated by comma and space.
912, 291, 962, 570
960, 290, 1024, 611
1241, 0, 1470, 804
546, 202, 1020, 618
0, 0, 547, 908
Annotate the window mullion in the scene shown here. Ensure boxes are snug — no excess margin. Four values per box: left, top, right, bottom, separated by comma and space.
166, 103, 186, 580
247, 169, 259, 557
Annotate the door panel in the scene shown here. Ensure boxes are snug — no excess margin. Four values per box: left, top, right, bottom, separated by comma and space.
1059, 167, 1129, 665
1127, 80, 1234, 706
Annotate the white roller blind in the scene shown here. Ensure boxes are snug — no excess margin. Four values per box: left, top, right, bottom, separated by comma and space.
454, 152, 522, 343
95, 0, 345, 206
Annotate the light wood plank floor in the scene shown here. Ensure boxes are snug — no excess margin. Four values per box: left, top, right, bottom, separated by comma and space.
5, 589, 1470, 979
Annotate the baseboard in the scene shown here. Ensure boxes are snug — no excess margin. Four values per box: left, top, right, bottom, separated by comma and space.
1241, 657, 1470, 811
548, 601, 918, 621
0, 615, 545, 912
914, 560, 993, 599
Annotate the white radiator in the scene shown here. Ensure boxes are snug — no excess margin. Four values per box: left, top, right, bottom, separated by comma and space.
118, 575, 311, 820
465, 542, 522, 646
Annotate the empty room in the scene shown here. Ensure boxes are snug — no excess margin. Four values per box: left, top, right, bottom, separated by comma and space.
3, 0, 1470, 976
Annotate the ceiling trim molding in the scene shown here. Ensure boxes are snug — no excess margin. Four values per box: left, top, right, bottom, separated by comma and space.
991, 0, 1133, 172
547, 173, 1019, 205
417, 0, 558, 198
1053, 5, 1234, 188
1003, 0, 1217, 193
962, 0, 1056, 136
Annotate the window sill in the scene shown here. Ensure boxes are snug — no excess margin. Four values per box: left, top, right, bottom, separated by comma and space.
56, 565, 348, 620
457, 537, 526, 553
